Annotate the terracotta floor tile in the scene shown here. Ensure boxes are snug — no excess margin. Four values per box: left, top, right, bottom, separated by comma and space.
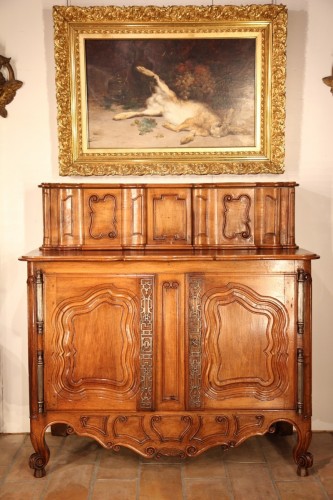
260, 434, 315, 481
1, 433, 332, 499
44, 483, 89, 500
275, 479, 328, 499
224, 436, 266, 463
227, 462, 278, 499
183, 446, 226, 478
310, 432, 333, 462
0, 435, 25, 466
60, 435, 99, 453
0, 481, 46, 500
139, 464, 183, 500
141, 454, 184, 464
97, 447, 139, 479
42, 463, 94, 499
315, 458, 333, 496
0, 466, 7, 481
38, 433, 66, 449
268, 460, 315, 482
92, 479, 137, 499
260, 434, 295, 462
183, 477, 232, 500
6, 446, 49, 482
52, 436, 99, 468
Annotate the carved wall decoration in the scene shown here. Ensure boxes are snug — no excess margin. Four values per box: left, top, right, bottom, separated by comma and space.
0, 55, 22, 118
322, 72, 333, 95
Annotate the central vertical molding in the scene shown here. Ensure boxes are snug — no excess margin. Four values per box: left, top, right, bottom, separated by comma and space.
161, 281, 180, 402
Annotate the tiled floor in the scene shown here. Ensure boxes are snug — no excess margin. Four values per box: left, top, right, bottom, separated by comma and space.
0, 431, 332, 499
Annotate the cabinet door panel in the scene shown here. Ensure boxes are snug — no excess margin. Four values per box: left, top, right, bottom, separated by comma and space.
188, 273, 295, 410
44, 274, 154, 411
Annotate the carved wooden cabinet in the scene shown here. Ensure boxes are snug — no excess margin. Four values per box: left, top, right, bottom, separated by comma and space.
21, 182, 318, 478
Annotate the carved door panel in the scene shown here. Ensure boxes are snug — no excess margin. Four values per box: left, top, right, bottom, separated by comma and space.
43, 273, 154, 411
187, 272, 295, 410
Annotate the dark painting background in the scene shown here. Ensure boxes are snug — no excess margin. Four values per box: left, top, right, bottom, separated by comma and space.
84, 38, 256, 149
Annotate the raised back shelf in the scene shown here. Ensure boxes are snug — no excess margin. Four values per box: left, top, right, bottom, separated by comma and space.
41, 182, 297, 250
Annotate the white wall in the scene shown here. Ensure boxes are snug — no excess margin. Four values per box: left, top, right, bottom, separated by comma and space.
0, 0, 332, 432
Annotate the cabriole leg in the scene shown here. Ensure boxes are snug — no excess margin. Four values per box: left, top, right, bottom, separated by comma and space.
29, 422, 50, 478
293, 423, 313, 476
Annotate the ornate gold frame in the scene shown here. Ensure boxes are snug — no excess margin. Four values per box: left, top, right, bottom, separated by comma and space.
53, 5, 287, 176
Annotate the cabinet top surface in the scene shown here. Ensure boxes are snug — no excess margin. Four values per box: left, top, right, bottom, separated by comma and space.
40, 181, 299, 189
20, 248, 319, 262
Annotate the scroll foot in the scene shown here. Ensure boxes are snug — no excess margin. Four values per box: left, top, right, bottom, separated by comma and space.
29, 452, 46, 478
296, 451, 313, 477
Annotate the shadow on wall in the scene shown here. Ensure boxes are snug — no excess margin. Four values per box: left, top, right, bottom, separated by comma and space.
0, 345, 30, 432
42, 6, 59, 177
297, 187, 333, 430
285, 8, 308, 176
0, 266, 30, 432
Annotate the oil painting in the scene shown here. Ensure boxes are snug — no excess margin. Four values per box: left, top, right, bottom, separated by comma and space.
86, 38, 256, 150
53, 5, 287, 175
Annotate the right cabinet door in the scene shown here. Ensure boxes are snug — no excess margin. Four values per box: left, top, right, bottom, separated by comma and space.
187, 271, 296, 411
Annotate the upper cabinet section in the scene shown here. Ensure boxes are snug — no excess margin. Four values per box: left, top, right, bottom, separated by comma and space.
40, 182, 297, 251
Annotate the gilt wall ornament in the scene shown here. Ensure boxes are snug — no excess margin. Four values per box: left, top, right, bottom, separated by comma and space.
322, 71, 333, 95
0, 55, 23, 118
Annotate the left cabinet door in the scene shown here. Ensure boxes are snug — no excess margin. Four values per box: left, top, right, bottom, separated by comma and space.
41, 272, 154, 412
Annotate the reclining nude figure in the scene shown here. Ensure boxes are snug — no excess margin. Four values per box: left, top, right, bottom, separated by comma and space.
113, 65, 234, 145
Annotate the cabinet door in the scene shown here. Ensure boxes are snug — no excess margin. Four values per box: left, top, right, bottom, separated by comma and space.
187, 272, 295, 410
43, 273, 154, 411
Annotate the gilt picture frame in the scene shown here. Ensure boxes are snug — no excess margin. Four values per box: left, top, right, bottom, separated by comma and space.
53, 5, 287, 176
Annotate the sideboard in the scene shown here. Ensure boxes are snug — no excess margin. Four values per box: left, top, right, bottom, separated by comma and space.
20, 182, 319, 477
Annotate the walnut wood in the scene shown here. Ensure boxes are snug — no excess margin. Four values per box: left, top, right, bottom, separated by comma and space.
21, 182, 319, 477
40, 182, 298, 251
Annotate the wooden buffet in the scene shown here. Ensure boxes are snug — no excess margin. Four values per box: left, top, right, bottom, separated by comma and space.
20, 182, 319, 477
